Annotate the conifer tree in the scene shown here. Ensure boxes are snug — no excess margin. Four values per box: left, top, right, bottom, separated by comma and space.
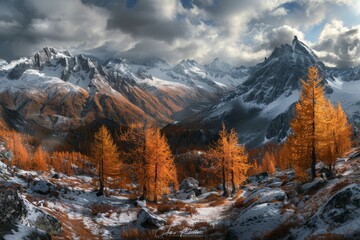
290, 66, 329, 180
145, 127, 178, 203
262, 152, 276, 174
207, 123, 249, 196
119, 122, 148, 198
321, 102, 352, 170
228, 128, 248, 194
92, 125, 120, 196
32, 145, 48, 171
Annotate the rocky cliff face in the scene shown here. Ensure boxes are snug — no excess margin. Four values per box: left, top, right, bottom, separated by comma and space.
190, 36, 360, 147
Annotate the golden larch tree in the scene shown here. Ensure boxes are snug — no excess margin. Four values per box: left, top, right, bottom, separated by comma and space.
92, 125, 121, 196
119, 122, 148, 197
207, 123, 249, 196
228, 128, 249, 194
290, 66, 329, 181
321, 102, 352, 170
32, 145, 48, 171
262, 151, 276, 174
144, 128, 177, 202
145, 127, 178, 203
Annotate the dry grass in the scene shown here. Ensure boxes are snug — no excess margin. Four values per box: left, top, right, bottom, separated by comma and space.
234, 197, 245, 208
209, 198, 227, 207
262, 221, 299, 240
89, 203, 117, 216
49, 207, 99, 240
121, 228, 157, 240
329, 180, 350, 195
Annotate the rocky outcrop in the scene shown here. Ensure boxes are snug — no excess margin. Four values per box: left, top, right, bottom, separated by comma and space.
0, 182, 27, 225
136, 208, 166, 229
0, 181, 62, 235
0, 224, 51, 240
30, 180, 56, 195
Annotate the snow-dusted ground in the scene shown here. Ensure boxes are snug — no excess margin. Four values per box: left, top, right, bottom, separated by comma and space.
2, 148, 360, 239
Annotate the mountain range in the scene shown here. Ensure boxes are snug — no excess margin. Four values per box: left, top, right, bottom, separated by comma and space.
1, 36, 360, 148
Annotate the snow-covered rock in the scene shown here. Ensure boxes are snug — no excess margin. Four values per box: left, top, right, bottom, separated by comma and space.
0, 181, 61, 235
180, 177, 199, 191
0, 224, 51, 240
300, 178, 326, 194
243, 187, 287, 207
227, 202, 294, 239
30, 180, 56, 195
293, 184, 360, 239
136, 208, 166, 229
0, 182, 27, 225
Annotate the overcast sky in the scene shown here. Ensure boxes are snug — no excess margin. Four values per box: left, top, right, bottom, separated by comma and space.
0, 0, 359, 68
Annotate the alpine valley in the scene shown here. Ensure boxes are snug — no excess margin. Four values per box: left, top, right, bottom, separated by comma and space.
0, 36, 359, 148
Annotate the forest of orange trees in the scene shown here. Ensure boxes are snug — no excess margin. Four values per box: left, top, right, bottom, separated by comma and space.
1, 66, 352, 202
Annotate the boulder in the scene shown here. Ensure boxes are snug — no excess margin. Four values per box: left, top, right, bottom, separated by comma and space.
175, 190, 196, 200
300, 178, 326, 194
0, 224, 51, 240
136, 208, 166, 229
24, 201, 62, 235
292, 184, 360, 239
179, 177, 199, 191
30, 180, 56, 195
0, 182, 27, 225
0, 181, 62, 235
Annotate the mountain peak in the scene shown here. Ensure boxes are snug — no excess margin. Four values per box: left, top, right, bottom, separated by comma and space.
292, 35, 298, 44
33, 47, 71, 67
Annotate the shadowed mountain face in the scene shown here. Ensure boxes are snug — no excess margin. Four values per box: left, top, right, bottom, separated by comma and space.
171, 36, 360, 148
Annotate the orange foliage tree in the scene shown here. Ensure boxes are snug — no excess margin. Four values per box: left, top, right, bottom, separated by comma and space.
206, 123, 249, 196
32, 145, 48, 171
145, 127, 178, 203
289, 66, 352, 181
92, 125, 121, 196
262, 151, 276, 174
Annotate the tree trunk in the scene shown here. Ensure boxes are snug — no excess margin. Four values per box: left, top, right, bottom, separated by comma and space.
222, 157, 228, 197
231, 163, 236, 194
311, 85, 317, 181
97, 141, 105, 196
154, 162, 158, 203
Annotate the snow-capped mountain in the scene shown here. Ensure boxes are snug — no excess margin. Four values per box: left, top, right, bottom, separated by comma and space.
192, 36, 360, 147
0, 48, 248, 131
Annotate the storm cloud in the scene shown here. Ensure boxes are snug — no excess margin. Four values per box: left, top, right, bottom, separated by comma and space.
0, 0, 359, 67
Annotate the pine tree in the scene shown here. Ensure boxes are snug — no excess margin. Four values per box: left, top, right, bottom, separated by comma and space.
290, 66, 329, 181
92, 125, 120, 196
145, 127, 178, 203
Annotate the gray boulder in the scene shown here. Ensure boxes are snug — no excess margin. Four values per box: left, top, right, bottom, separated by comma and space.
136, 208, 166, 229
30, 180, 56, 195
0, 181, 62, 235
0, 182, 27, 225
180, 177, 199, 191
0, 224, 51, 240
300, 178, 326, 194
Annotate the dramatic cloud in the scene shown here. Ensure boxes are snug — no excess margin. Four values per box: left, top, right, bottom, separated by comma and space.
313, 20, 360, 67
0, 0, 359, 67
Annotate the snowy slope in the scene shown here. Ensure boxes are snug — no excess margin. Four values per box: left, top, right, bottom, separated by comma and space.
0, 48, 249, 131
191, 36, 360, 147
